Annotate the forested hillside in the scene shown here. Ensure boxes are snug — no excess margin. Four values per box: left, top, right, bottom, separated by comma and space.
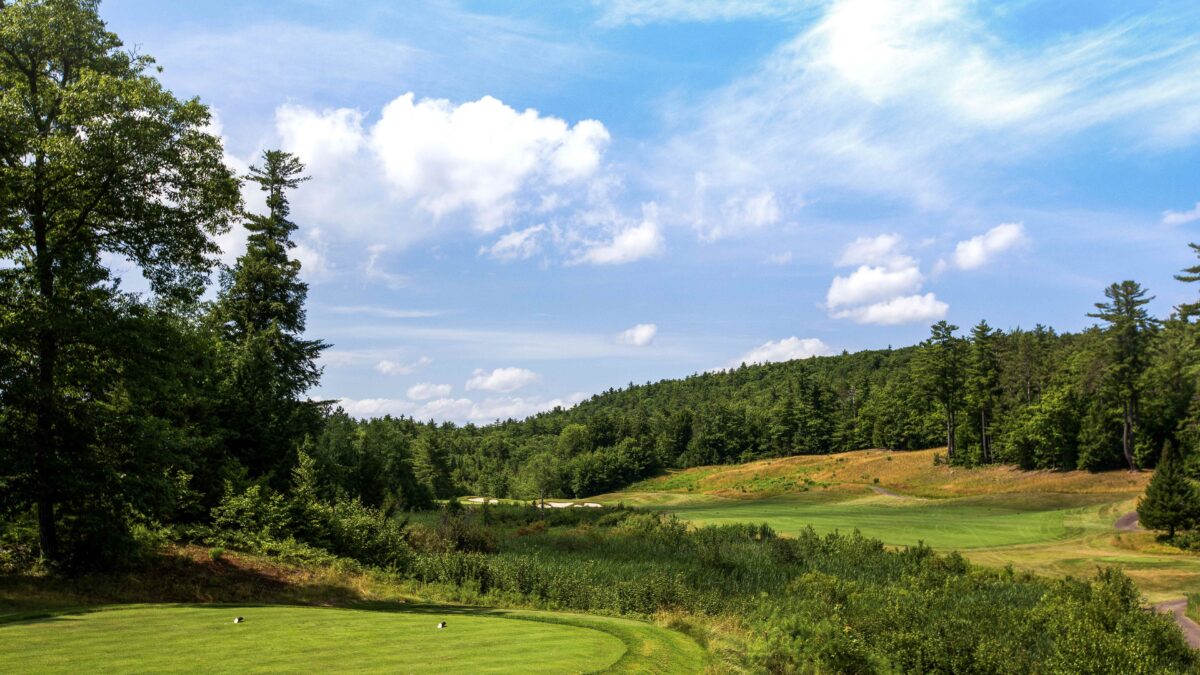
306, 276, 1198, 505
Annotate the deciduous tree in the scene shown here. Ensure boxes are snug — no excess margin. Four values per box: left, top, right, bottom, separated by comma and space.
0, 0, 238, 562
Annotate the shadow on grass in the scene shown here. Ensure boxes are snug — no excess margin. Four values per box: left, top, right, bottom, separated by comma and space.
0, 546, 361, 625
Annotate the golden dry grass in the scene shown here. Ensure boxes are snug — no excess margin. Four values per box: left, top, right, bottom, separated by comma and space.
629, 448, 1149, 499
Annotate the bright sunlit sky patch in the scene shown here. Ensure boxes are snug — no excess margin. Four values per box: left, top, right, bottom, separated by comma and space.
103, 0, 1200, 423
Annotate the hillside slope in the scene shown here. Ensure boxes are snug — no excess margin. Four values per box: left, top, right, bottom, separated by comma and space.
602, 448, 1199, 604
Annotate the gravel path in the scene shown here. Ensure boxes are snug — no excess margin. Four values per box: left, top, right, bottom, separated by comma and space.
1156, 599, 1200, 649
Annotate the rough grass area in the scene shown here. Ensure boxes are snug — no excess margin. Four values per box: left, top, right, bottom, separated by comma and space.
1190, 594, 1199, 624
623, 448, 1149, 499
609, 448, 1200, 604
0, 604, 628, 674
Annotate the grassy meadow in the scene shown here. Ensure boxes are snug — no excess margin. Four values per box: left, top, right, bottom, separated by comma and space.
604, 448, 1200, 603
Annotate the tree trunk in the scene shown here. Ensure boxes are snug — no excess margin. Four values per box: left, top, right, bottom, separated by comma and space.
33, 214, 60, 562
1123, 400, 1135, 472
980, 409, 989, 464
946, 406, 955, 458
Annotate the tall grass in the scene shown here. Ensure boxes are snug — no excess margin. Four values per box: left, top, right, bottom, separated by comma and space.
398, 505, 1196, 673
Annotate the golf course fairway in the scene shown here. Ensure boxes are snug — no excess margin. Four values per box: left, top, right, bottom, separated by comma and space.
603, 448, 1200, 603
0, 604, 703, 673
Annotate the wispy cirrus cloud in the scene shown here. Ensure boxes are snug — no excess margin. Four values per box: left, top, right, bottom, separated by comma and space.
651, 0, 1200, 233
596, 0, 817, 26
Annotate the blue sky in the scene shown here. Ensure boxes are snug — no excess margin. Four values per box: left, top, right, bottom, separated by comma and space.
102, 0, 1200, 423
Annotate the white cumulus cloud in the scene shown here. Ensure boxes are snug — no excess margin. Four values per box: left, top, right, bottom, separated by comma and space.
831, 292, 948, 325
826, 234, 948, 325
728, 337, 833, 368
826, 264, 923, 308
949, 222, 1028, 270
574, 203, 665, 265
465, 367, 540, 393
336, 392, 588, 424
617, 323, 657, 346
370, 93, 610, 232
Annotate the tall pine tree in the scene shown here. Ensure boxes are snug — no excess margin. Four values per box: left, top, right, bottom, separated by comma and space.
966, 321, 1002, 463
916, 321, 966, 460
213, 150, 328, 484
1088, 281, 1158, 470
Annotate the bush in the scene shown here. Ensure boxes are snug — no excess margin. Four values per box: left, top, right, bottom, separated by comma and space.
208, 482, 411, 570
210, 483, 291, 549
0, 517, 40, 574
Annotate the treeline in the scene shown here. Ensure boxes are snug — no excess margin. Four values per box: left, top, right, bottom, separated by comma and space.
313, 267, 1199, 504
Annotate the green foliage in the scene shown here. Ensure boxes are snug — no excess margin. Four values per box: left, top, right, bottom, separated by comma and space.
915, 321, 967, 460
397, 511, 1198, 673
1138, 442, 1200, 538
1089, 280, 1159, 470
0, 0, 239, 566
209, 476, 411, 570
212, 150, 327, 486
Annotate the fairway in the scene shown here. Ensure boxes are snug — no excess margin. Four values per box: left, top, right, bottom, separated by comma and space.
641, 493, 1094, 549
601, 449, 1200, 603
0, 605, 633, 674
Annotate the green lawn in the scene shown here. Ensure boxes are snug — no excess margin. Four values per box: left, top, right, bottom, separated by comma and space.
0, 604, 698, 674
637, 492, 1107, 550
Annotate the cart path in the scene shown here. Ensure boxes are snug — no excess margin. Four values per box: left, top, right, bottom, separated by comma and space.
1156, 599, 1200, 649
1114, 511, 1141, 532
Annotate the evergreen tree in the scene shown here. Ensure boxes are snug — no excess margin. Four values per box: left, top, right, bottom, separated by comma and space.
213, 150, 328, 484
916, 321, 966, 459
1174, 242, 1200, 319
1088, 281, 1158, 470
0, 0, 239, 563
413, 435, 454, 500
1137, 442, 1200, 538
965, 321, 1002, 463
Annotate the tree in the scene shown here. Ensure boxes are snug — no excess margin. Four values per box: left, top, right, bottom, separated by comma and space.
1137, 442, 1200, 538
413, 435, 453, 501
965, 320, 1002, 463
1174, 243, 1200, 320
0, 0, 239, 563
515, 452, 563, 506
212, 150, 327, 484
915, 321, 966, 459
1088, 281, 1158, 470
